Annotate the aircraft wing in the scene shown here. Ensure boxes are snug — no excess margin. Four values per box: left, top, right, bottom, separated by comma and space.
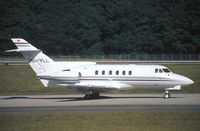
67, 81, 133, 93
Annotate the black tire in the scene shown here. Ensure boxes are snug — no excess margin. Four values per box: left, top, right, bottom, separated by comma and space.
84, 94, 90, 99
84, 93, 100, 99
164, 93, 170, 99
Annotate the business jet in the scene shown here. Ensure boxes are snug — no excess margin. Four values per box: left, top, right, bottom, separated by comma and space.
6, 38, 194, 99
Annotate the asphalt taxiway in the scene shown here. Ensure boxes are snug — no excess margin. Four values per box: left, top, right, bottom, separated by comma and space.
0, 94, 200, 114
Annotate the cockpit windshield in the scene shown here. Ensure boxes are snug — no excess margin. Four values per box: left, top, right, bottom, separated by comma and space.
162, 68, 171, 73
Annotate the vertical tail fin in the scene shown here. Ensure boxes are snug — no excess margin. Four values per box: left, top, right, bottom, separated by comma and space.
9, 38, 55, 74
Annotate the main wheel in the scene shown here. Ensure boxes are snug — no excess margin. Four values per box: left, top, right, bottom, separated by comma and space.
164, 93, 170, 99
84, 93, 100, 99
84, 94, 90, 99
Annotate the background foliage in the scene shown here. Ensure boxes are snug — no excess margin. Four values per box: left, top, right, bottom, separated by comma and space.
0, 0, 199, 56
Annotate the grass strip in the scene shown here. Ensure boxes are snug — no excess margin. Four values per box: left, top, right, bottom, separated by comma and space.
0, 112, 200, 131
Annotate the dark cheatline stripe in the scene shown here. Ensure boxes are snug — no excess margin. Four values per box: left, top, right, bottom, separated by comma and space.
42, 76, 173, 82
80, 79, 172, 82
15, 42, 29, 44
16, 44, 31, 47
79, 76, 172, 82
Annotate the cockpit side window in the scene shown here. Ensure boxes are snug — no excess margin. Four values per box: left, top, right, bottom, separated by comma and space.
163, 68, 171, 73
155, 68, 170, 73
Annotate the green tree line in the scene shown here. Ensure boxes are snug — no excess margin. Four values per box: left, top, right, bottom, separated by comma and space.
0, 0, 199, 56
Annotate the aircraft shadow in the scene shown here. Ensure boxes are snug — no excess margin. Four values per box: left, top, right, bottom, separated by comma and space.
55, 96, 183, 102
2, 95, 183, 102
2, 96, 110, 102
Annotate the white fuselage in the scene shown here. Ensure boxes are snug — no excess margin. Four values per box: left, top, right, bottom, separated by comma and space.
39, 63, 194, 93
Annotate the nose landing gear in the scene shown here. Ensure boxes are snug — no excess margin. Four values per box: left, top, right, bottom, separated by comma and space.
164, 90, 170, 99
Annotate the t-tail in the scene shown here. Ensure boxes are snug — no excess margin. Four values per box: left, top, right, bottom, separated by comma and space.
6, 38, 56, 87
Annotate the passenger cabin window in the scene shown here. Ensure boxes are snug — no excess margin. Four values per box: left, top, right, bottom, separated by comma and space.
102, 70, 105, 75
95, 70, 98, 75
155, 69, 158, 73
163, 68, 170, 73
159, 69, 163, 73
116, 71, 119, 75
122, 71, 126, 75
79, 72, 81, 77
109, 70, 112, 75
129, 71, 132, 75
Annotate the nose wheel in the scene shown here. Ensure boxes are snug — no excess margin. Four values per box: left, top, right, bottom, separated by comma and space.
164, 91, 170, 99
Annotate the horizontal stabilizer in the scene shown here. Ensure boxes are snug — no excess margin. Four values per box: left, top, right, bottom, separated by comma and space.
10, 38, 39, 51
5, 49, 40, 52
5, 49, 19, 52
11, 38, 28, 44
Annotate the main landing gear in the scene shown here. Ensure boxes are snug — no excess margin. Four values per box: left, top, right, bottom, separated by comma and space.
164, 90, 170, 99
84, 93, 100, 99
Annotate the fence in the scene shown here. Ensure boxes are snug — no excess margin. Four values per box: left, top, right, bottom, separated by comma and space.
51, 54, 200, 61
1, 54, 200, 61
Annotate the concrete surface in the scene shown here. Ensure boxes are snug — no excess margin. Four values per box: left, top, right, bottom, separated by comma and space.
0, 94, 200, 114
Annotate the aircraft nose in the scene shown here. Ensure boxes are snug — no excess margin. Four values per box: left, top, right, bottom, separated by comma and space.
182, 76, 194, 85
186, 78, 194, 84
173, 74, 194, 86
